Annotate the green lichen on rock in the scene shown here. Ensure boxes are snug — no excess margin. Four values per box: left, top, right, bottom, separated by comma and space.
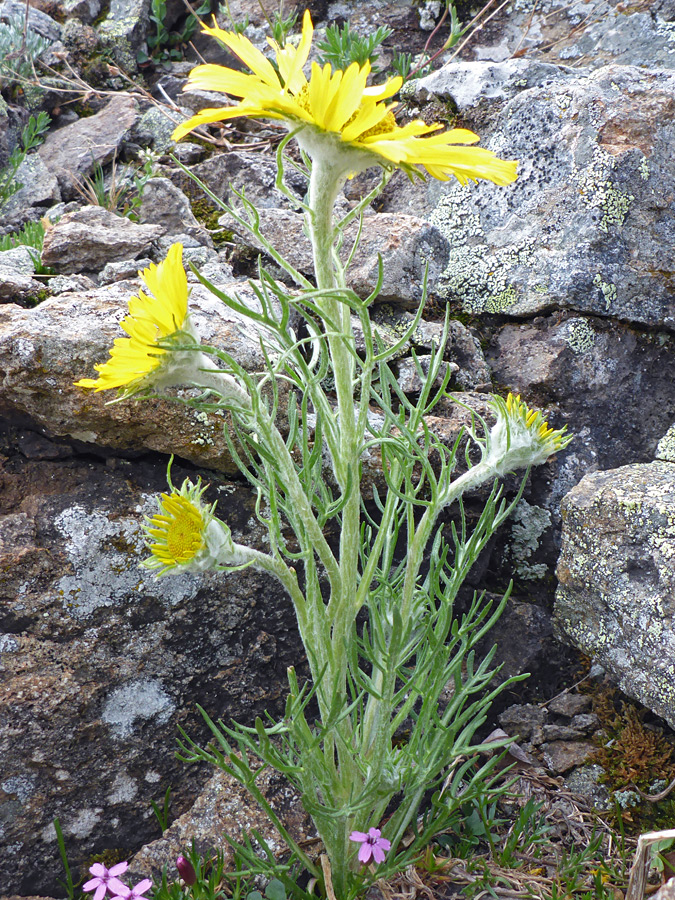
136, 106, 178, 153
592, 273, 617, 310
510, 499, 552, 580
639, 156, 650, 181
430, 183, 533, 314
656, 424, 675, 463
98, 21, 137, 72
573, 145, 634, 233
565, 317, 596, 354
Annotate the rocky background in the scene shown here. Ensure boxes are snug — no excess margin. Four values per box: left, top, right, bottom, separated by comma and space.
1, 0, 675, 895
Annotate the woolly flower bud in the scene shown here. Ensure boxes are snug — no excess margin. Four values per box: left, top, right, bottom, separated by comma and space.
485, 393, 572, 475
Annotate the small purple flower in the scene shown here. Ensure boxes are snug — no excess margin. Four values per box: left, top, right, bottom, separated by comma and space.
110, 878, 153, 900
176, 856, 197, 886
82, 862, 129, 900
349, 827, 391, 865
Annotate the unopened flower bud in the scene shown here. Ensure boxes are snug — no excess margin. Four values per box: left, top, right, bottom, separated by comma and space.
176, 856, 197, 886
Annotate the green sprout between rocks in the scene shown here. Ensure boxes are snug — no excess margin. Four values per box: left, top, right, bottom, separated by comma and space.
72, 10, 575, 899
0, 111, 50, 210
137, 0, 211, 67
72, 149, 162, 221
0, 12, 51, 92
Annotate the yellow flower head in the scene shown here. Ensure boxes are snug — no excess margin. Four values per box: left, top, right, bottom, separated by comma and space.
146, 490, 206, 573
485, 393, 572, 474
172, 11, 517, 186
144, 478, 229, 575
75, 243, 192, 396
504, 393, 567, 447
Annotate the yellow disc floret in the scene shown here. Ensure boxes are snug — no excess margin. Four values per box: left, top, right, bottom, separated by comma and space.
143, 474, 243, 576
505, 393, 565, 447
143, 478, 220, 575
148, 493, 205, 569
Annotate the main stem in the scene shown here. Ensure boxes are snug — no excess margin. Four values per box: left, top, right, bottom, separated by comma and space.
307, 156, 365, 897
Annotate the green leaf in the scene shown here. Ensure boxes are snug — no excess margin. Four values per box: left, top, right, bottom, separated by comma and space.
265, 879, 287, 900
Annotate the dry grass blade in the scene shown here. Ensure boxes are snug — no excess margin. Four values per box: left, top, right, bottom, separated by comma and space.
626, 830, 675, 900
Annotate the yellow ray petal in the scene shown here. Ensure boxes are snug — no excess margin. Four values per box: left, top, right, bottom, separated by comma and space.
200, 21, 279, 87
273, 9, 313, 93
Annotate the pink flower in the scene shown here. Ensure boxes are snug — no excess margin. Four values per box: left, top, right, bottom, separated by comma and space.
82, 862, 129, 900
110, 878, 153, 900
176, 856, 197, 886
349, 827, 391, 864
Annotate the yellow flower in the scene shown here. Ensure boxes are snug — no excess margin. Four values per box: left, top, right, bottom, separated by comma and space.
146, 489, 207, 573
144, 478, 239, 575
172, 11, 517, 186
486, 393, 571, 473
75, 243, 191, 395
505, 393, 568, 449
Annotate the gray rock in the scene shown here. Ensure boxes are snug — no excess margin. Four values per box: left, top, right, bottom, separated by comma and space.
0, 278, 283, 473
139, 177, 213, 247
61, 0, 101, 24
38, 96, 140, 200
426, 65, 675, 330
183, 149, 307, 210
0, 153, 60, 222
0, 446, 300, 896
415, 58, 573, 113
0, 0, 61, 41
394, 355, 458, 394
0, 266, 43, 302
127, 768, 314, 886
222, 208, 449, 307
98, 0, 151, 66
541, 740, 597, 774
195, 256, 234, 284
60, 18, 99, 55
0, 245, 37, 275
47, 274, 97, 294
99, 257, 153, 285
542, 723, 586, 741
658, 425, 675, 463
477, 596, 554, 680
555, 462, 675, 730
165, 239, 218, 266
564, 763, 611, 810
463, 0, 675, 71
132, 105, 182, 154
170, 141, 205, 165
0, 264, 42, 297
548, 692, 591, 717
569, 713, 600, 733
487, 315, 675, 483
498, 703, 547, 739
368, 306, 491, 389
41, 206, 163, 273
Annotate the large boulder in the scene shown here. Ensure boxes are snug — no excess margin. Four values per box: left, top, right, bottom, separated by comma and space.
0, 276, 279, 474
419, 64, 675, 329
555, 462, 675, 730
0, 438, 300, 896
